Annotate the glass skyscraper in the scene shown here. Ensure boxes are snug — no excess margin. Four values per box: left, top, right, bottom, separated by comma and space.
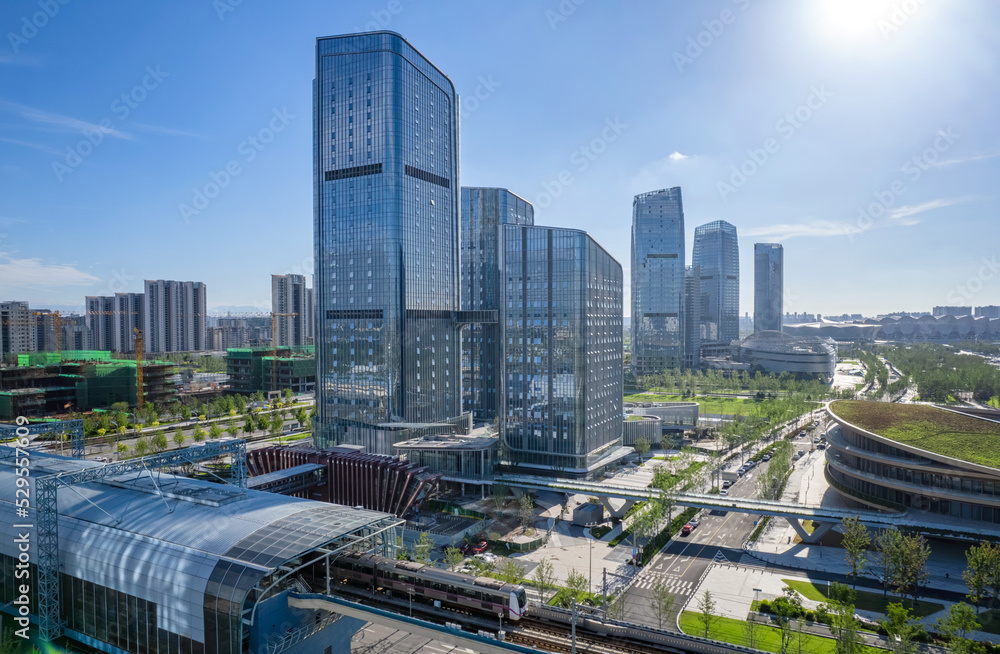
502, 224, 625, 477
631, 187, 686, 375
754, 243, 784, 333
313, 32, 465, 453
461, 187, 534, 422
692, 220, 740, 345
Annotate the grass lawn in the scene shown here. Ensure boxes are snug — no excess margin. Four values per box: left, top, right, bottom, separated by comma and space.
977, 609, 1000, 635
782, 579, 944, 618
624, 393, 754, 416
841, 360, 860, 365
679, 611, 838, 654
830, 400, 1000, 469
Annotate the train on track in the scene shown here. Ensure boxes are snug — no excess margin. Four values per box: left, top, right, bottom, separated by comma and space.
329, 551, 528, 621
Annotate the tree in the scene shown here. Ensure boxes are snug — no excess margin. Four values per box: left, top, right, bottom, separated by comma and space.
696, 591, 717, 638
936, 602, 980, 654
257, 413, 271, 433
193, 426, 207, 442
116, 442, 128, 458
270, 413, 284, 438
634, 435, 651, 462
243, 417, 254, 434
842, 516, 871, 589
134, 437, 150, 457
964, 541, 998, 613
881, 602, 921, 654
227, 420, 239, 438
828, 582, 865, 654
491, 483, 509, 516
445, 547, 464, 571
897, 533, 931, 608
519, 493, 535, 534
413, 531, 434, 564
874, 528, 905, 598
743, 612, 761, 650
532, 557, 555, 605
209, 423, 223, 440
650, 577, 675, 630
172, 429, 186, 449
606, 592, 629, 622
774, 586, 803, 654
151, 431, 168, 453
564, 568, 589, 606
498, 559, 526, 585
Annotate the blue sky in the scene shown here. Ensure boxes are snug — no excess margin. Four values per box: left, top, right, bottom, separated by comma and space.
1, 0, 998, 317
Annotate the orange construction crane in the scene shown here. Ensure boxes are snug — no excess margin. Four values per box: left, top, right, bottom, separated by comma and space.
270, 312, 297, 392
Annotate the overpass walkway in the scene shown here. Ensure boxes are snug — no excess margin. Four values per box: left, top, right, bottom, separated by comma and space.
496, 474, 904, 543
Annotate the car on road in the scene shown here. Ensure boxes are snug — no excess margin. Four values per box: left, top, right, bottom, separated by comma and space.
799, 431, 807, 438
817, 442, 826, 450
471, 540, 489, 554
458, 541, 472, 555
813, 436, 821, 443
761, 454, 771, 462
688, 518, 700, 528
722, 480, 733, 489
719, 490, 728, 496
796, 450, 805, 459
681, 521, 699, 536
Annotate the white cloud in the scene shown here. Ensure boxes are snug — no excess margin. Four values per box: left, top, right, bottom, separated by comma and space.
668, 151, 687, 161
0, 253, 100, 290
929, 152, 1000, 168
743, 219, 853, 241
0, 100, 132, 140
886, 197, 969, 224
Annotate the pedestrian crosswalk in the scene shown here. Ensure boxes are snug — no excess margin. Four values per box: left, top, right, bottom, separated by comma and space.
629, 573, 695, 596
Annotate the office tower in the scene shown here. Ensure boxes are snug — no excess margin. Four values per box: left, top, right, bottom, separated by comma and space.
271, 274, 312, 346
976, 306, 1000, 319
631, 187, 686, 375
86, 296, 116, 351
313, 32, 464, 453
461, 187, 534, 421
754, 243, 784, 333
304, 286, 315, 342
143, 280, 208, 353
112, 292, 145, 353
502, 224, 625, 477
684, 266, 702, 367
933, 306, 973, 317
692, 220, 740, 344
0, 301, 34, 358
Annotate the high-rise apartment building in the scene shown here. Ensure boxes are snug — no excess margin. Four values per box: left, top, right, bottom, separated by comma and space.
933, 306, 973, 317
502, 224, 625, 478
692, 220, 740, 345
0, 301, 34, 359
631, 187, 686, 375
271, 274, 313, 346
113, 292, 145, 353
684, 266, 702, 368
460, 187, 534, 421
31, 309, 59, 353
61, 315, 91, 351
313, 32, 465, 454
85, 296, 116, 351
754, 243, 783, 333
976, 306, 1000, 319
143, 280, 207, 353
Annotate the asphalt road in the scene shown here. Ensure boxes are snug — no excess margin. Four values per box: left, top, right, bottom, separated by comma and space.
622, 456, 773, 629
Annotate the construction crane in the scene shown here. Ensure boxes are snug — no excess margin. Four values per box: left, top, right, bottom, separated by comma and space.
270, 312, 298, 394
134, 328, 144, 409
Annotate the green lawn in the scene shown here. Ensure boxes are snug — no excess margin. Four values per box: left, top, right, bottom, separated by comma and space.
830, 400, 1000, 469
679, 611, 839, 654
624, 393, 754, 416
782, 579, 944, 618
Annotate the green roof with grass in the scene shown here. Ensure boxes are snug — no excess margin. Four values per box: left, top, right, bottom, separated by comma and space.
830, 400, 1000, 469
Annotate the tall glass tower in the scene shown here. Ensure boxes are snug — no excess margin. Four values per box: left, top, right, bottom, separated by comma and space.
631, 187, 686, 375
313, 32, 464, 453
754, 243, 784, 333
503, 224, 625, 477
461, 188, 533, 422
692, 220, 740, 345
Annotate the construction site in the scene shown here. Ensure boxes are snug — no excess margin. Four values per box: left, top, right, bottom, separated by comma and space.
226, 345, 316, 394
0, 350, 177, 419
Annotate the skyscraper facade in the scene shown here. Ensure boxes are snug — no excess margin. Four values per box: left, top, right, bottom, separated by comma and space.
502, 224, 625, 477
754, 243, 784, 333
684, 265, 702, 368
460, 187, 534, 421
113, 292, 145, 353
143, 280, 207, 353
631, 187, 686, 375
271, 274, 312, 346
692, 220, 740, 344
86, 296, 115, 351
313, 32, 464, 453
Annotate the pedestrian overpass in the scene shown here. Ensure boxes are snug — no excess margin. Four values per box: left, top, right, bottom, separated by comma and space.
496, 474, 905, 544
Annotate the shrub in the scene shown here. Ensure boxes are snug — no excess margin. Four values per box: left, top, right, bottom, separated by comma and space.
758, 599, 772, 614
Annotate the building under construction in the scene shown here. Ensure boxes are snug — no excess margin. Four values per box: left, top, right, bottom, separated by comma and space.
226, 345, 315, 394
0, 350, 176, 418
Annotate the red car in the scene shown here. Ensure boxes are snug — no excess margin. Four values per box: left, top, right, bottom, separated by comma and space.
471, 540, 489, 554
458, 541, 472, 554
681, 525, 693, 536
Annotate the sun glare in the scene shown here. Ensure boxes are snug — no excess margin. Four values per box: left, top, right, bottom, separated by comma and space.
815, 0, 896, 38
